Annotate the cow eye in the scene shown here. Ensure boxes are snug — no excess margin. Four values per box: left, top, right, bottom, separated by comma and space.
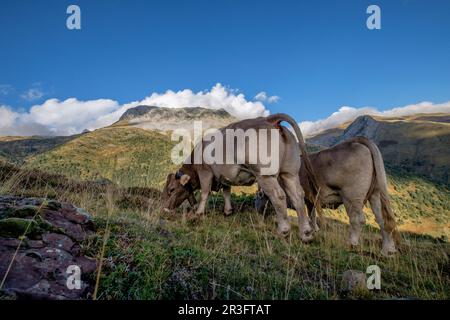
169, 187, 175, 194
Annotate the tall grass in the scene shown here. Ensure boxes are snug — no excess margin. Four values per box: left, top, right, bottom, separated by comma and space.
0, 162, 449, 300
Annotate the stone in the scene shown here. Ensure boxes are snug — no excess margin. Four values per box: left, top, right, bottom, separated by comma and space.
42, 233, 74, 252
0, 218, 39, 238
44, 200, 62, 211
341, 270, 367, 292
26, 240, 45, 248
10, 205, 39, 218
0, 196, 97, 300
0, 238, 21, 247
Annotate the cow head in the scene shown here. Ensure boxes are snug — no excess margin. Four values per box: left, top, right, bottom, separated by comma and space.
162, 171, 195, 211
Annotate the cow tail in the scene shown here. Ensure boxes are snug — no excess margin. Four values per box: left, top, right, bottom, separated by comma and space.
267, 113, 324, 223
353, 137, 400, 244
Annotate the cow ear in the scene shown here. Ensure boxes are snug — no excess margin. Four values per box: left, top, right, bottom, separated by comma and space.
179, 174, 191, 186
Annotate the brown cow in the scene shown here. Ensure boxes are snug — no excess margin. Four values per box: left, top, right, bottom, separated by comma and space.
163, 113, 320, 242
255, 137, 398, 256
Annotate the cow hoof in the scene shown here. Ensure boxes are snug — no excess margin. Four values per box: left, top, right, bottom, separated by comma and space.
277, 228, 291, 237
301, 233, 314, 243
300, 225, 314, 243
299, 222, 313, 240
381, 246, 397, 257
224, 208, 234, 216
277, 222, 291, 237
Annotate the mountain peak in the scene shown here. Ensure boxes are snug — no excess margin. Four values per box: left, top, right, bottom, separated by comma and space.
341, 115, 380, 140
119, 105, 159, 121
116, 105, 237, 132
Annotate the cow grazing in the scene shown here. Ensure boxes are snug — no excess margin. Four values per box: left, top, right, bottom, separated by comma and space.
255, 137, 398, 256
162, 113, 320, 242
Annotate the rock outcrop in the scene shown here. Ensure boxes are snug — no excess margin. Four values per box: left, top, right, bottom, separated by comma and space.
0, 196, 97, 299
116, 105, 236, 132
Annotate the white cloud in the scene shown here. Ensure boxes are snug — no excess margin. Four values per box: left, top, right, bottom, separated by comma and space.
0, 84, 14, 96
0, 105, 52, 136
0, 106, 18, 128
138, 83, 269, 119
0, 83, 270, 136
254, 91, 279, 104
21, 88, 44, 101
24, 98, 122, 135
267, 96, 280, 104
2, 82, 449, 137
300, 101, 450, 137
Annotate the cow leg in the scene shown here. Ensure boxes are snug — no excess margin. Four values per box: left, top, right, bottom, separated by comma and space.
222, 185, 233, 216
306, 200, 320, 232
369, 192, 396, 256
257, 176, 291, 236
343, 198, 366, 247
195, 170, 214, 215
188, 194, 197, 206
280, 173, 313, 242
255, 188, 270, 215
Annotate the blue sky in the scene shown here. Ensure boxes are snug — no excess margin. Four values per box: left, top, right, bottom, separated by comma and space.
1, 0, 450, 134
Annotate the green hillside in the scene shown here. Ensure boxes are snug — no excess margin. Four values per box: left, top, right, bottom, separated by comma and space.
1, 120, 449, 299
0, 135, 77, 164
25, 126, 178, 189
20, 125, 449, 239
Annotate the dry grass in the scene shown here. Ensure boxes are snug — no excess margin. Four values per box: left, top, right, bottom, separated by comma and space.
0, 162, 449, 300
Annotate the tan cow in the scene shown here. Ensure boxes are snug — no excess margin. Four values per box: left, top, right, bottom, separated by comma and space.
255, 137, 398, 256
163, 113, 320, 242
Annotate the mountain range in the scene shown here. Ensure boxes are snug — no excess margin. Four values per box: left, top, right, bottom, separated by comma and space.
1, 105, 448, 186
307, 113, 450, 185
113, 105, 236, 132
0, 104, 449, 299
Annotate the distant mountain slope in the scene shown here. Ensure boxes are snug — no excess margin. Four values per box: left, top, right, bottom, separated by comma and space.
0, 106, 235, 164
114, 105, 236, 132
0, 135, 79, 164
25, 127, 178, 188
15, 112, 450, 237
307, 113, 450, 185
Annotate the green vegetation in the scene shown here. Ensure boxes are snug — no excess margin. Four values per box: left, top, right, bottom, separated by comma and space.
0, 135, 77, 164
0, 162, 448, 300
25, 127, 178, 188
94, 207, 449, 299
1, 115, 449, 300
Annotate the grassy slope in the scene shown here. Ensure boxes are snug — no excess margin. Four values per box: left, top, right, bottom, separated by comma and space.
3, 124, 448, 299
25, 127, 178, 189
23, 126, 450, 238
0, 135, 77, 164
94, 207, 449, 300
1, 166, 447, 300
